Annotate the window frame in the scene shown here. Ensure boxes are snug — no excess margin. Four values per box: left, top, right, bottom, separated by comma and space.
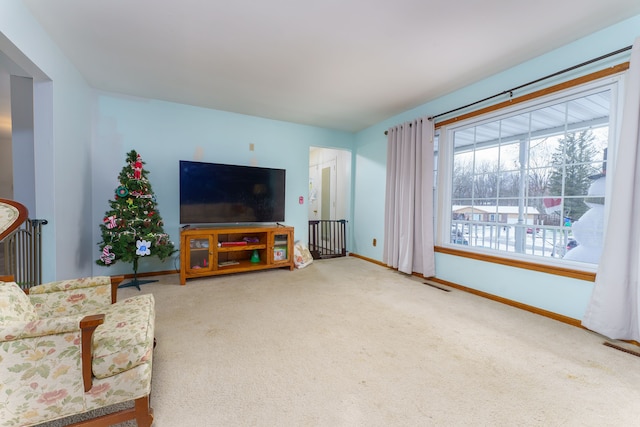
435, 71, 625, 274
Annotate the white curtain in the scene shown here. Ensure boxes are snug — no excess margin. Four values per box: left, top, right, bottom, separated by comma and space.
383, 118, 435, 276
582, 37, 640, 340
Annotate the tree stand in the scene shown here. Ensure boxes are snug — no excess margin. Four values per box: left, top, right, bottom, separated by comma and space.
119, 257, 158, 290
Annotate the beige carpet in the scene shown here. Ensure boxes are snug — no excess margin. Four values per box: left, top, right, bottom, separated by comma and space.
42, 257, 640, 426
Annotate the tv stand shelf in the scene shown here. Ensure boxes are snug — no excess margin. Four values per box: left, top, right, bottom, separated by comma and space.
179, 224, 294, 285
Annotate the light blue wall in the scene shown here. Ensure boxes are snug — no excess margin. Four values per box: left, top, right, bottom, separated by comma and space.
91, 93, 354, 276
435, 253, 593, 319
351, 130, 387, 258
1, 0, 93, 281
353, 14, 640, 319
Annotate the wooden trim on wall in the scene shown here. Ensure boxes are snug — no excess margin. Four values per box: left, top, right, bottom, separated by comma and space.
350, 253, 640, 347
348, 252, 387, 267
350, 252, 584, 328
427, 277, 583, 328
117, 269, 178, 280
350, 252, 583, 327
434, 62, 629, 130
435, 246, 596, 282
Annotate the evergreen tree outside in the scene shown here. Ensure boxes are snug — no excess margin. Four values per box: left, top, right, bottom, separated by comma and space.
97, 150, 175, 280
547, 130, 598, 221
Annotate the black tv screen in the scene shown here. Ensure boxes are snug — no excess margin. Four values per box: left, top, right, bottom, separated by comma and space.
179, 161, 286, 224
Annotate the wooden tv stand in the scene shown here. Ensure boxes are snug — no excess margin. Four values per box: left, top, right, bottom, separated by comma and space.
179, 224, 294, 285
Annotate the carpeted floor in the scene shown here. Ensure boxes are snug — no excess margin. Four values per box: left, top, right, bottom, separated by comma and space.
40, 257, 640, 426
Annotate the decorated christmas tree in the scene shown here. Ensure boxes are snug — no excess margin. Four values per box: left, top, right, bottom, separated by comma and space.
97, 150, 175, 288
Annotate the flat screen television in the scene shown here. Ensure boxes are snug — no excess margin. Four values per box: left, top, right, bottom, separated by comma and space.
179, 160, 286, 224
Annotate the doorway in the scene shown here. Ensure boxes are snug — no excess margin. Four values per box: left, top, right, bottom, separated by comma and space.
308, 157, 337, 222
308, 147, 351, 258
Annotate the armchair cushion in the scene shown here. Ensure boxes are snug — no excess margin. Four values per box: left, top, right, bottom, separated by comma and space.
1, 327, 87, 425
92, 294, 155, 379
28, 276, 112, 318
0, 280, 37, 326
1, 313, 86, 341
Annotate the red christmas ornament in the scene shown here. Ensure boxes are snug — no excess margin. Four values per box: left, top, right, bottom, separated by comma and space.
133, 154, 143, 180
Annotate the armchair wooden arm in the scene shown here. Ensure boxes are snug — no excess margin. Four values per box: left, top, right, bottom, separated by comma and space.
80, 314, 105, 392
110, 275, 124, 303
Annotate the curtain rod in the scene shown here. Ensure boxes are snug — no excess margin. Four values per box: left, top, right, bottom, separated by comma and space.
384, 44, 632, 135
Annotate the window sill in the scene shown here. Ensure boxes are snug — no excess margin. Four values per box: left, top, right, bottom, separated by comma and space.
435, 245, 596, 282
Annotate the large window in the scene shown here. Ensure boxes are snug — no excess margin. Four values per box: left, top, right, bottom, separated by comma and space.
440, 77, 620, 268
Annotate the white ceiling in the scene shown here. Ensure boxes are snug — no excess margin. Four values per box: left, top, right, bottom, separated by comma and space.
2, 0, 640, 133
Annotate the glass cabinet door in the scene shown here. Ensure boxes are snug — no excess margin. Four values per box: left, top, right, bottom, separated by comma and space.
272, 232, 290, 264
187, 236, 213, 272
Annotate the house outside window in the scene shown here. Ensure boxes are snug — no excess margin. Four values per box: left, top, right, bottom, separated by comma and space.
439, 76, 620, 268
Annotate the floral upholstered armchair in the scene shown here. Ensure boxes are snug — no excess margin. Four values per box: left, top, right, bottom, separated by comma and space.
0, 276, 156, 427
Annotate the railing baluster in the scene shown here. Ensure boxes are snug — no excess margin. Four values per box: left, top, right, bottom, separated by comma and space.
450, 219, 575, 259
1, 219, 46, 290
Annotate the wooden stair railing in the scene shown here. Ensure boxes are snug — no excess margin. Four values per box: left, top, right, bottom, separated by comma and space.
0, 198, 28, 242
